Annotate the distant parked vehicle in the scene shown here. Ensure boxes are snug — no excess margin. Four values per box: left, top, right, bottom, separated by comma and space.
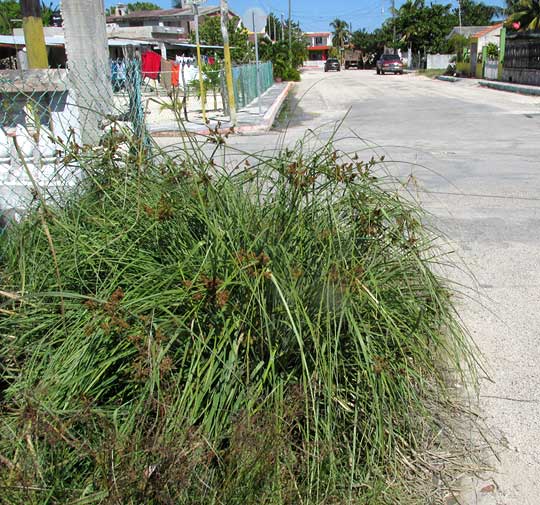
324, 58, 341, 72
344, 49, 362, 69
376, 54, 404, 75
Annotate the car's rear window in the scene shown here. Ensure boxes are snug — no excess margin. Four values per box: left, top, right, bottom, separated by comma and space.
383, 54, 400, 61
327, 59, 339, 63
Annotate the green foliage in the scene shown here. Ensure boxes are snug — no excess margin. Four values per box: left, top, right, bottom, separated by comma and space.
0, 1, 20, 35
191, 16, 252, 63
0, 1, 58, 35
127, 2, 161, 10
446, 34, 473, 61
506, 0, 540, 30
378, 0, 502, 54
265, 12, 284, 42
485, 42, 499, 59
458, 0, 504, 25
259, 38, 307, 80
330, 18, 350, 48
281, 66, 301, 81
0, 131, 472, 504
351, 28, 386, 54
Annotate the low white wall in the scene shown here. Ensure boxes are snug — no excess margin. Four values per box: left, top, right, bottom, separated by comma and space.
426, 54, 455, 70
303, 60, 326, 68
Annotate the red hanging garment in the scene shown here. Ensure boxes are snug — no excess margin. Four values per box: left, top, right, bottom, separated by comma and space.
171, 62, 180, 87
141, 51, 161, 80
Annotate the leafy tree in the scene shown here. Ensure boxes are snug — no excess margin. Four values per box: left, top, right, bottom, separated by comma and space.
506, 0, 540, 30
106, 2, 160, 16
454, 0, 504, 25
265, 13, 284, 42
386, 0, 455, 54
0, 1, 58, 35
505, 0, 522, 14
259, 40, 305, 80
351, 29, 385, 54
128, 2, 161, 10
191, 16, 252, 63
330, 18, 350, 49
0, 1, 21, 35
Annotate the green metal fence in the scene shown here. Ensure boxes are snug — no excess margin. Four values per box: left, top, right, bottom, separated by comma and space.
232, 62, 274, 109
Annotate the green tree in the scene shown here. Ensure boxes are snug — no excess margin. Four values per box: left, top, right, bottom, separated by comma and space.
330, 18, 350, 49
455, 0, 504, 25
0, 1, 58, 35
128, 2, 160, 10
106, 2, 160, 16
265, 13, 283, 42
191, 16, 252, 63
172, 1, 183, 7
505, 0, 522, 14
351, 29, 385, 54
387, 0, 455, 54
506, 0, 540, 30
0, 1, 20, 35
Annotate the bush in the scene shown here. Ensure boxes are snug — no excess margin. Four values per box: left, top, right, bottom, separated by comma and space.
0, 132, 471, 504
282, 66, 301, 81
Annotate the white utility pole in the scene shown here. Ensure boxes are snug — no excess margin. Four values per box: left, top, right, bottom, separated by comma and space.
220, 0, 237, 125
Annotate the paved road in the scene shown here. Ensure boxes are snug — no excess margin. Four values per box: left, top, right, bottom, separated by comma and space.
225, 69, 540, 504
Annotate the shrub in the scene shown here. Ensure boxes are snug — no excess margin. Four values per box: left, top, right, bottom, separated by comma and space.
0, 132, 471, 504
282, 66, 301, 81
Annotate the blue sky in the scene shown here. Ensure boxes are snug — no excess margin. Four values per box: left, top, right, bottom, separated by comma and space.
105, 0, 508, 32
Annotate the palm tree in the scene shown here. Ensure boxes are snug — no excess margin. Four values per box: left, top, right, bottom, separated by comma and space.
330, 19, 350, 50
507, 0, 540, 30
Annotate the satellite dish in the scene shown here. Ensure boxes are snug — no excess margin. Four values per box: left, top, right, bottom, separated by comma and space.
242, 7, 267, 33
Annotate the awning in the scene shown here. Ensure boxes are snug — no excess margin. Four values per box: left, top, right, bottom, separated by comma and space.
308, 46, 330, 51
0, 34, 64, 47
0, 34, 153, 48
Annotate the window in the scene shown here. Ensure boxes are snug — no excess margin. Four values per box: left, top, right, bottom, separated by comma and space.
315, 36, 323, 46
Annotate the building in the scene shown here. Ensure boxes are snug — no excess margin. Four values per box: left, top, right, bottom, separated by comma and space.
447, 23, 504, 54
471, 23, 504, 54
106, 5, 237, 44
304, 32, 332, 62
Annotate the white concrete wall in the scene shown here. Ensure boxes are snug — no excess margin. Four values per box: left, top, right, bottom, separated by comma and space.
477, 27, 502, 53
427, 54, 455, 69
0, 126, 80, 214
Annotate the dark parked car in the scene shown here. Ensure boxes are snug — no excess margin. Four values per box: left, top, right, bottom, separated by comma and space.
324, 58, 341, 72
376, 54, 404, 75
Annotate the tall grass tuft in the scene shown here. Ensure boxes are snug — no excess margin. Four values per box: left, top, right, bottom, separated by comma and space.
0, 131, 472, 504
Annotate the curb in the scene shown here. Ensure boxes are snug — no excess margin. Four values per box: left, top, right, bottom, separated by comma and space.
150, 82, 294, 138
436, 75, 460, 83
478, 80, 540, 96
237, 82, 294, 134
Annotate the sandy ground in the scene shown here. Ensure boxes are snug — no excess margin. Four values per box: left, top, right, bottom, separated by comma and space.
174, 69, 540, 504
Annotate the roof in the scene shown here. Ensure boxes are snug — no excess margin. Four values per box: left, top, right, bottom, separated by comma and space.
472, 23, 504, 39
308, 45, 330, 51
304, 32, 331, 37
106, 6, 234, 22
0, 34, 153, 48
446, 26, 491, 39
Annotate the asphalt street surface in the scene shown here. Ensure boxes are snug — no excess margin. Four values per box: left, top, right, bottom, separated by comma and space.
161, 69, 540, 503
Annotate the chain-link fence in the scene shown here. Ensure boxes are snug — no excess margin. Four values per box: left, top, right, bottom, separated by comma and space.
0, 58, 275, 219
232, 62, 274, 109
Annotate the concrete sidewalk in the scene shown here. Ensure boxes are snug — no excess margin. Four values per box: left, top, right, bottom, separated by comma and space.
436, 74, 540, 96
149, 81, 293, 137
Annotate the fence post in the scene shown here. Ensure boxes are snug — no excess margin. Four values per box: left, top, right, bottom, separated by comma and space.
61, 0, 113, 145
